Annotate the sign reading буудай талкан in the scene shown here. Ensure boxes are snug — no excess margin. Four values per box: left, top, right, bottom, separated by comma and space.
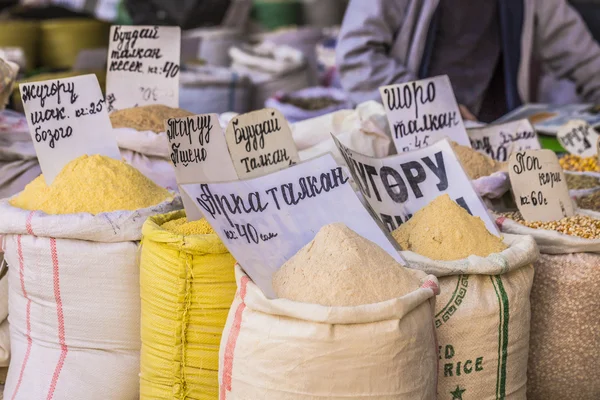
467, 119, 541, 162
106, 25, 181, 111
508, 149, 574, 222
333, 136, 499, 236
19, 74, 120, 184
557, 119, 600, 158
181, 153, 405, 298
379, 75, 471, 153
164, 113, 238, 221
225, 108, 300, 179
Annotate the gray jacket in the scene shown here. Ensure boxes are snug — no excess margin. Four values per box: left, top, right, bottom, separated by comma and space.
337, 0, 600, 107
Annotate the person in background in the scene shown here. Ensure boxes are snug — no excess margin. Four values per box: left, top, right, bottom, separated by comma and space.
336, 0, 600, 122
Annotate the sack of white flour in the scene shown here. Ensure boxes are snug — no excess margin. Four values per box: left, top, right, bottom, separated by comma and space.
401, 234, 538, 400
219, 264, 439, 400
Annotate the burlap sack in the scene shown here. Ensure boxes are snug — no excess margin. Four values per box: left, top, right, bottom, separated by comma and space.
219, 265, 440, 400
401, 234, 538, 400
496, 213, 600, 400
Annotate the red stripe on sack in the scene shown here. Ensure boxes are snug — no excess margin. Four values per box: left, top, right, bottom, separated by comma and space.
11, 235, 33, 400
219, 276, 250, 400
25, 211, 35, 236
495, 216, 506, 229
46, 239, 68, 400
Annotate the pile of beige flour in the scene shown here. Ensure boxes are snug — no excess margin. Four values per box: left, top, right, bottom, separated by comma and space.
450, 141, 507, 179
110, 105, 194, 133
272, 223, 421, 306
392, 194, 506, 261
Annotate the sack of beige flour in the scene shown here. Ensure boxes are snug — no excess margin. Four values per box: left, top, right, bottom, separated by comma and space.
0, 155, 181, 400
110, 105, 195, 190
219, 224, 440, 400
496, 211, 600, 400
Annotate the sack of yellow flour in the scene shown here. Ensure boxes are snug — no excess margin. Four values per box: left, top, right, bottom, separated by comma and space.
219, 264, 440, 400
0, 155, 181, 400
140, 210, 236, 400
401, 234, 538, 400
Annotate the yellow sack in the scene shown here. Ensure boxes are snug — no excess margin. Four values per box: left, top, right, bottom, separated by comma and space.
140, 210, 236, 400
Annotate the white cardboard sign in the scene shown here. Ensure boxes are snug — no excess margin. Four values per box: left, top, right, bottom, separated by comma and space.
106, 25, 181, 111
379, 75, 471, 152
467, 119, 541, 162
181, 154, 404, 298
225, 108, 300, 179
508, 149, 574, 222
557, 119, 599, 157
165, 113, 238, 220
19, 74, 120, 184
334, 136, 499, 235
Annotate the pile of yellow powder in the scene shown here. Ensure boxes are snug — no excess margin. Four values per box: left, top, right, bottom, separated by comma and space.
392, 194, 506, 261
272, 223, 421, 306
10, 155, 172, 215
110, 105, 194, 133
161, 217, 215, 235
451, 141, 507, 179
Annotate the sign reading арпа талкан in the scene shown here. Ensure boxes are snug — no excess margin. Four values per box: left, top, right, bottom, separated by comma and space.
379, 75, 471, 153
106, 25, 181, 111
181, 154, 405, 298
333, 136, 499, 236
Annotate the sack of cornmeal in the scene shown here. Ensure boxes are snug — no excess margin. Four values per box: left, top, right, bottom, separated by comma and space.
0, 196, 181, 400
400, 234, 537, 400
496, 211, 600, 400
219, 224, 440, 399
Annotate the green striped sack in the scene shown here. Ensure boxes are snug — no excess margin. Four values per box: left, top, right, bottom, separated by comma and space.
402, 234, 538, 400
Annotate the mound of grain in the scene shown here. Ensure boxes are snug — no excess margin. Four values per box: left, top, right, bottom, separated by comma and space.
10, 155, 172, 215
450, 141, 507, 179
110, 104, 194, 133
392, 194, 506, 260
161, 217, 215, 235
272, 223, 420, 306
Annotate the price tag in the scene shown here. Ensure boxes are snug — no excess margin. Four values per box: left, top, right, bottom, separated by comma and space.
333, 136, 499, 235
557, 119, 599, 157
379, 75, 471, 152
467, 119, 541, 162
508, 149, 574, 222
19, 74, 120, 184
106, 25, 181, 111
225, 108, 300, 179
181, 154, 404, 298
165, 113, 238, 220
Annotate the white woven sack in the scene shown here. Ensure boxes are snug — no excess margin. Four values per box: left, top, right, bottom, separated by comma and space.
494, 211, 600, 399
0, 197, 181, 400
180, 67, 252, 115
219, 265, 440, 400
113, 127, 176, 190
0, 111, 41, 199
495, 211, 600, 254
293, 100, 391, 166
472, 171, 510, 199
402, 234, 538, 400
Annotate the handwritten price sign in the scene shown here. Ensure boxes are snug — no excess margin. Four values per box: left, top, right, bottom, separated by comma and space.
557, 119, 599, 157
508, 149, 574, 222
106, 25, 181, 111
